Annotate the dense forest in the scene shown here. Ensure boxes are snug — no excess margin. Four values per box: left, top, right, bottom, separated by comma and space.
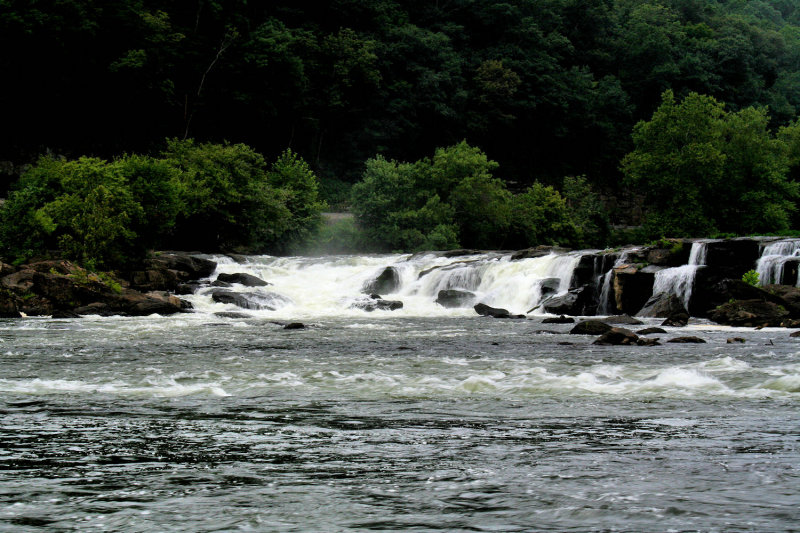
1, 0, 800, 263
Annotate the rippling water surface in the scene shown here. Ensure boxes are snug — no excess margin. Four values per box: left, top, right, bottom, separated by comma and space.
1, 314, 799, 532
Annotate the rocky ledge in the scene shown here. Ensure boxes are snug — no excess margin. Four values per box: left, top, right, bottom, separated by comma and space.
0, 252, 215, 318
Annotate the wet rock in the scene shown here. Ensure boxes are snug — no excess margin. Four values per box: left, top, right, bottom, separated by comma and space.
510, 246, 565, 260
150, 252, 217, 281
538, 278, 562, 299
541, 286, 594, 316
636, 337, 661, 346
667, 336, 706, 343
211, 289, 291, 311
662, 312, 690, 327
569, 252, 618, 290
727, 337, 746, 344
645, 240, 691, 266
213, 311, 252, 319
790, 330, 800, 338
764, 285, 800, 316
637, 292, 689, 318
593, 327, 639, 345
216, 272, 270, 287
351, 295, 404, 312
361, 266, 400, 295
211, 280, 232, 287
145, 291, 193, 311
542, 315, 575, 324
175, 281, 203, 295
0, 291, 21, 318
474, 302, 524, 318
612, 264, 655, 316
637, 327, 667, 335
284, 322, 306, 329
703, 239, 761, 277
604, 314, 644, 325
51, 309, 82, 318
709, 299, 790, 327
436, 289, 476, 308
73, 302, 122, 316
533, 329, 561, 334
570, 320, 613, 335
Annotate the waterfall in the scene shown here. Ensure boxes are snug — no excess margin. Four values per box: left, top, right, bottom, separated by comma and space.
597, 250, 638, 315
184, 251, 587, 318
651, 241, 709, 309
756, 239, 800, 286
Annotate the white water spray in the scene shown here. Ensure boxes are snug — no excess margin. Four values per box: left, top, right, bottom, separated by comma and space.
651, 241, 710, 310
756, 239, 800, 286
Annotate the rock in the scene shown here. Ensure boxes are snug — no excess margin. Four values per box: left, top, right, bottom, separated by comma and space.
764, 285, 800, 316
510, 246, 564, 260
211, 280, 233, 287
570, 320, 613, 335
127, 267, 179, 292
0, 291, 21, 318
361, 266, 400, 295
436, 289, 476, 308
533, 329, 561, 334
541, 286, 594, 316
790, 330, 800, 338
214, 311, 252, 319
227, 254, 249, 263
604, 314, 644, 325
662, 312, 690, 327
709, 299, 790, 327
637, 292, 689, 318
73, 303, 121, 316
351, 295, 403, 312
473, 302, 521, 318
637, 327, 667, 335
175, 281, 203, 295
215, 272, 270, 287
612, 264, 655, 316
145, 291, 193, 310
727, 337, 746, 344
636, 337, 661, 346
645, 240, 691, 266
211, 290, 291, 311
284, 322, 306, 330
1, 269, 35, 292
569, 252, 618, 290
150, 253, 217, 281
593, 327, 639, 345
538, 278, 562, 299
667, 336, 706, 343
542, 315, 575, 324
703, 238, 761, 277
51, 309, 81, 318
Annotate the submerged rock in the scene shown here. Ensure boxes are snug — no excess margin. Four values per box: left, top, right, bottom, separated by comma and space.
542, 315, 575, 324
351, 295, 403, 312
211, 289, 291, 311
604, 314, 644, 325
638, 327, 667, 335
213, 311, 252, 319
284, 322, 306, 329
667, 336, 706, 343
570, 320, 612, 335
661, 311, 690, 327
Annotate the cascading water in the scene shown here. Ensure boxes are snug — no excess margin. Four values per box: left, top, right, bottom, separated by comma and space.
185, 251, 587, 318
597, 250, 638, 315
651, 241, 710, 309
756, 239, 800, 286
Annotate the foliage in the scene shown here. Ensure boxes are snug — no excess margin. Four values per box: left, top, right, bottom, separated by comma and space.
507, 184, 580, 248
623, 90, 798, 238
561, 175, 611, 247
742, 269, 760, 287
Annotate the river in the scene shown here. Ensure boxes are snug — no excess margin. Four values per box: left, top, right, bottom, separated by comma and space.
1, 252, 798, 531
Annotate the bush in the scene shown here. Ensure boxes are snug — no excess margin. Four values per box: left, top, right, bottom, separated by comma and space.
742, 270, 760, 287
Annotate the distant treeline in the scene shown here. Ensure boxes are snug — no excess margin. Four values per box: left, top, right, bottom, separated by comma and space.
2, 0, 800, 192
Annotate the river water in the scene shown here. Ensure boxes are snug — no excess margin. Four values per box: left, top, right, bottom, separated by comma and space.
1, 253, 799, 532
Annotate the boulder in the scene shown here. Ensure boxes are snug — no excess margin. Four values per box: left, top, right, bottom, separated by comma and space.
538, 278, 562, 299
593, 327, 639, 346
542, 315, 575, 324
211, 290, 291, 311
764, 285, 800, 316
0, 291, 21, 318
645, 240, 691, 266
709, 299, 790, 327
637, 327, 667, 335
702, 239, 761, 277
436, 289, 476, 308
175, 281, 203, 295
612, 264, 655, 316
361, 266, 401, 295
637, 292, 689, 318
727, 337, 746, 344
127, 267, 179, 292
637, 337, 661, 346
351, 295, 403, 312
570, 320, 613, 335
211, 280, 232, 287
541, 286, 594, 316
73, 303, 121, 316
51, 309, 81, 318
150, 253, 217, 281
667, 336, 706, 343
662, 312, 690, 327
145, 291, 193, 310
215, 272, 270, 287
284, 322, 306, 330
569, 252, 618, 290
604, 314, 644, 325
214, 311, 252, 319
790, 330, 800, 338
474, 302, 524, 318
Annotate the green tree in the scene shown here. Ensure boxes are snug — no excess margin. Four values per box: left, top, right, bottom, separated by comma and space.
508, 183, 580, 248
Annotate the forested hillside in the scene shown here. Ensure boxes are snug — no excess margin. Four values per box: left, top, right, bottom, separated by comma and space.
2, 0, 799, 191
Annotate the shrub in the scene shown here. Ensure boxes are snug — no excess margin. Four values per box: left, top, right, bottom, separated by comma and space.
742, 270, 760, 287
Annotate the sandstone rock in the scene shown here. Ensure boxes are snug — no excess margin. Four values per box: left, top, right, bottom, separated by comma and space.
361, 266, 400, 295
570, 320, 612, 335
216, 272, 270, 287
637, 292, 689, 318
436, 289, 476, 308
667, 336, 706, 343
593, 327, 639, 345
612, 264, 655, 316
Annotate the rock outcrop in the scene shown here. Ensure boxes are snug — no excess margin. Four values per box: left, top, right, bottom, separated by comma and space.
436, 289, 476, 308
361, 266, 401, 295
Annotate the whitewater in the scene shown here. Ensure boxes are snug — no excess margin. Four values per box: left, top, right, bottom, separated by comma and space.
1, 252, 798, 532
